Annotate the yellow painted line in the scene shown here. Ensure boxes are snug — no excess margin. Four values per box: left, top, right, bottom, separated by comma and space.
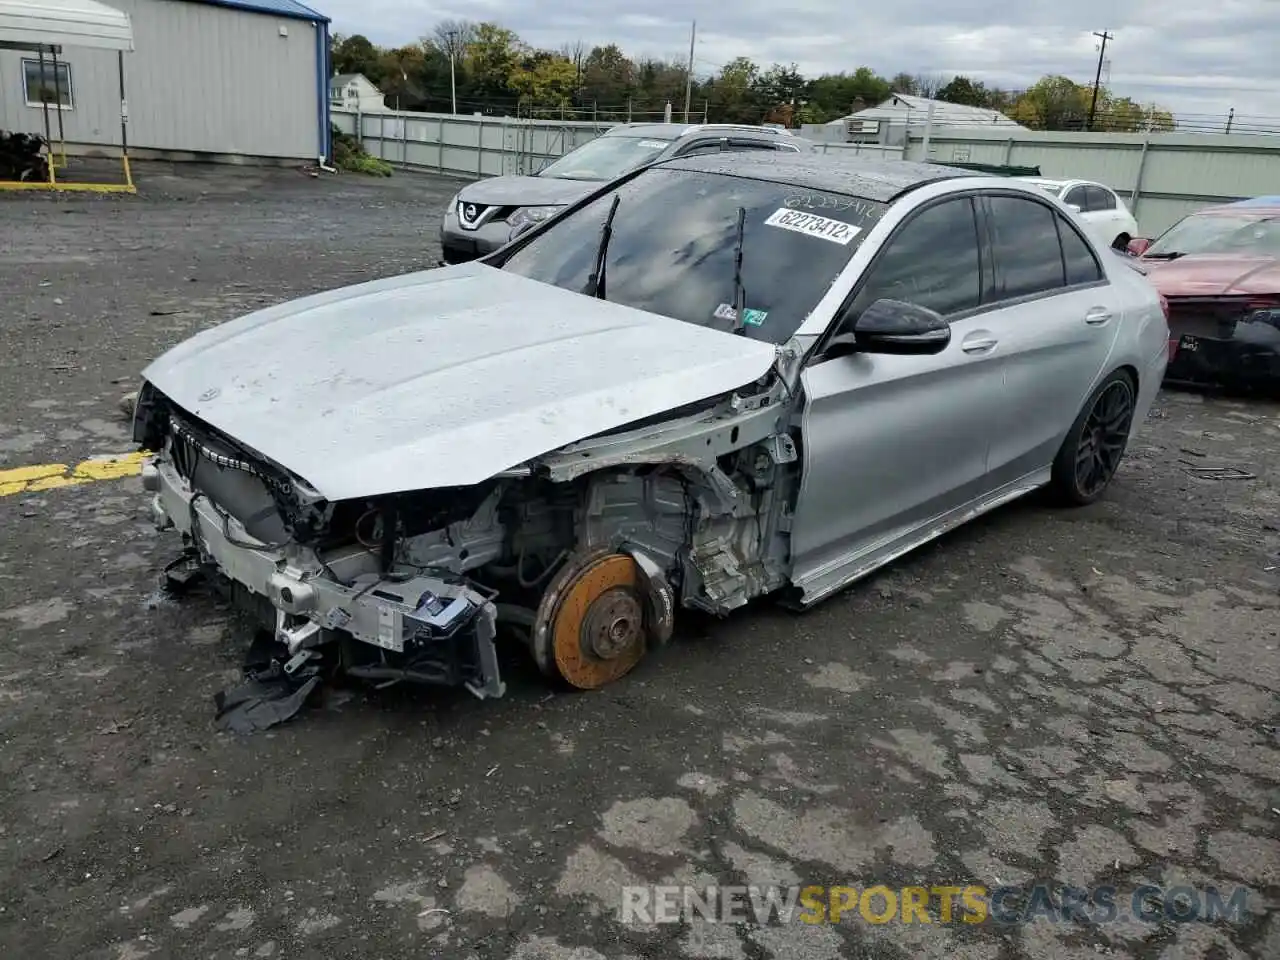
0, 451, 149, 497
0, 181, 136, 193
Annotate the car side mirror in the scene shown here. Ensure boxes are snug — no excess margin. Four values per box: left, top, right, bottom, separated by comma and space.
825, 299, 952, 359
1126, 237, 1152, 257
1065, 202, 1082, 214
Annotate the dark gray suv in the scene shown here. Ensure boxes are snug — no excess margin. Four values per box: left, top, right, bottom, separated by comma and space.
439, 122, 815, 264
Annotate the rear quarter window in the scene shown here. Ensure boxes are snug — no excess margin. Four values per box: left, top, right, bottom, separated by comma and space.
987, 195, 1067, 299
1057, 215, 1105, 285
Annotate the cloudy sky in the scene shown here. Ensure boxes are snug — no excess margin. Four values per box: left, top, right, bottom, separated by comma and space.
320, 0, 1280, 124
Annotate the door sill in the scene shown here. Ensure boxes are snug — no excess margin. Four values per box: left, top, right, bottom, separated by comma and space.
788, 467, 1051, 608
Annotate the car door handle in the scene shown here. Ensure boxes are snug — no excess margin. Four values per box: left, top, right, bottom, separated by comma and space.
1084, 307, 1113, 325
961, 333, 998, 353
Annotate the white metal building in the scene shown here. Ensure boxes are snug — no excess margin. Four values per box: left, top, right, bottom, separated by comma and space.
0, 0, 332, 163
826, 94, 1025, 145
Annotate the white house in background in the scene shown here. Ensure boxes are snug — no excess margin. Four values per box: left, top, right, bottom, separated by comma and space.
824, 94, 1025, 145
329, 72, 386, 112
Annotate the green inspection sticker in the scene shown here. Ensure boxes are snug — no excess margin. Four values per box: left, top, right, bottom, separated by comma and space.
713, 303, 769, 326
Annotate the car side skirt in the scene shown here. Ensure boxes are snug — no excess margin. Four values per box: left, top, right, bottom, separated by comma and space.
787, 466, 1051, 608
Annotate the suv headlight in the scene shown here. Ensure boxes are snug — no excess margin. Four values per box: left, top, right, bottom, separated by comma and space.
506, 205, 562, 229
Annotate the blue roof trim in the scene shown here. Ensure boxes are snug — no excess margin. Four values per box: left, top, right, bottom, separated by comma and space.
181, 0, 330, 24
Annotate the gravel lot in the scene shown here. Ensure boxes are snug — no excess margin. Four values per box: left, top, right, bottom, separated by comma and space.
1, 163, 1278, 960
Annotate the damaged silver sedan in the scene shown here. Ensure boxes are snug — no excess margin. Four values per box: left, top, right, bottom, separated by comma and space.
134, 153, 1169, 701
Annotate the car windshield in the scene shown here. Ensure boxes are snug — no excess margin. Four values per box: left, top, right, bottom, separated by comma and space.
499, 167, 887, 345
537, 135, 674, 181
1145, 213, 1280, 258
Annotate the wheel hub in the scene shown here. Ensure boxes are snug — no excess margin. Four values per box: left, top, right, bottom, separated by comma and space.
532, 552, 652, 690
583, 588, 643, 659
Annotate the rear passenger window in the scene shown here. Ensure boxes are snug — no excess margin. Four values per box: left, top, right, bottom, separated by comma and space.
1085, 185, 1116, 210
850, 197, 981, 317
987, 196, 1066, 299
1057, 215, 1104, 285
1063, 185, 1088, 209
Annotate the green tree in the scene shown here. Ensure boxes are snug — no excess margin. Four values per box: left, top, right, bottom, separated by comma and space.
1010, 75, 1091, 129
1095, 94, 1175, 132
331, 34, 382, 81
937, 75, 992, 108
466, 22, 523, 100
706, 56, 761, 123
581, 44, 635, 110
634, 58, 696, 119
756, 64, 804, 106
510, 54, 579, 114
802, 68, 891, 123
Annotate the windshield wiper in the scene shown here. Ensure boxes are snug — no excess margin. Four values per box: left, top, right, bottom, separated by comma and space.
582, 194, 621, 300
730, 206, 748, 334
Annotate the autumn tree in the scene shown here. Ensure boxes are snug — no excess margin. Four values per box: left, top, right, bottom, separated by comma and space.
1009, 75, 1091, 129
510, 52, 578, 115
466, 22, 523, 101
332, 21, 1175, 132
1098, 97, 1175, 132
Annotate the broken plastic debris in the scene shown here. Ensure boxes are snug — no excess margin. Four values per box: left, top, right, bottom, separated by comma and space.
213, 669, 320, 735
214, 635, 322, 734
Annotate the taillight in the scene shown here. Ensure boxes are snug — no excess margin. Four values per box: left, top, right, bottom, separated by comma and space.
1167, 338, 1178, 362
1158, 293, 1170, 323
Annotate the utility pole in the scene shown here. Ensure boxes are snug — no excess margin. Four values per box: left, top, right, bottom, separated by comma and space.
447, 29, 458, 114
1088, 30, 1113, 131
683, 20, 696, 123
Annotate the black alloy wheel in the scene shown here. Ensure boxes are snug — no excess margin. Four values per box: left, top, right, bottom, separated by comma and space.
1049, 371, 1136, 506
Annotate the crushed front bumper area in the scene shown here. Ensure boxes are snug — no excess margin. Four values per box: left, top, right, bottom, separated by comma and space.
145, 456, 506, 701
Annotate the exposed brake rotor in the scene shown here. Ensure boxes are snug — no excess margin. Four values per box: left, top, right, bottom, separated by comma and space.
531, 551, 656, 690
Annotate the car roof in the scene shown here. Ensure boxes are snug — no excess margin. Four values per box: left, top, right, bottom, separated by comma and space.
650, 152, 983, 203
602, 122, 799, 141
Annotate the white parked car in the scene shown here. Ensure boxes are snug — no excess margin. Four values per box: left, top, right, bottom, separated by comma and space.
1019, 178, 1139, 252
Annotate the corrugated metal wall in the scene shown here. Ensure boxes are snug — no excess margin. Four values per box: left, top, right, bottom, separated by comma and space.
907, 130, 1280, 236
0, 0, 321, 159
334, 109, 1278, 238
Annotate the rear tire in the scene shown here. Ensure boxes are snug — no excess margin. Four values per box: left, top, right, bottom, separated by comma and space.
1048, 370, 1137, 506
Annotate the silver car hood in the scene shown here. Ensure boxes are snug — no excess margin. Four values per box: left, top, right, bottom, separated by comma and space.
458, 174, 600, 207
142, 263, 778, 501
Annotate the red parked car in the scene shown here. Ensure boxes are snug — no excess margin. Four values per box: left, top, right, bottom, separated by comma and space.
1127, 197, 1280, 392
